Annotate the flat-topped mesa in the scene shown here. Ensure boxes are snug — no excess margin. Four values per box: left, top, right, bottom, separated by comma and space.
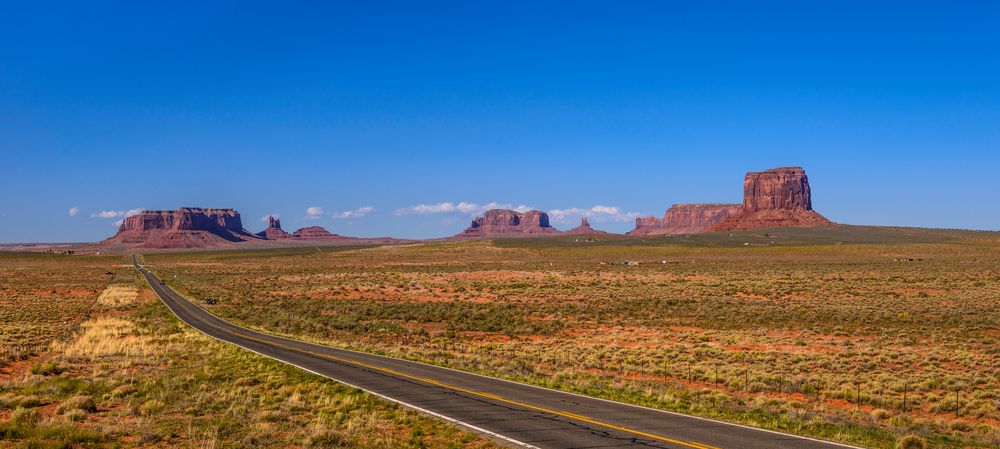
257, 216, 292, 239
104, 207, 258, 248
710, 166, 832, 231
656, 203, 740, 234
456, 209, 562, 238
626, 216, 663, 236
563, 217, 608, 235
291, 226, 343, 239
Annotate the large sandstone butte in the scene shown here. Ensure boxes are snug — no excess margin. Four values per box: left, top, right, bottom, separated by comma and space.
456, 209, 562, 238
257, 216, 292, 239
563, 218, 608, 235
710, 166, 831, 231
626, 216, 663, 236
103, 207, 260, 248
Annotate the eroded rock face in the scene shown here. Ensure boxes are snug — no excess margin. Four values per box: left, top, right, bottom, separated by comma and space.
291, 226, 343, 239
104, 208, 258, 248
457, 209, 562, 237
563, 217, 608, 235
657, 204, 740, 234
710, 167, 831, 231
257, 216, 292, 239
626, 216, 663, 236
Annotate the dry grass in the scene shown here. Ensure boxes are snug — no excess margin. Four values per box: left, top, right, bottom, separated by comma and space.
145, 227, 1000, 449
95, 285, 139, 308
0, 263, 500, 448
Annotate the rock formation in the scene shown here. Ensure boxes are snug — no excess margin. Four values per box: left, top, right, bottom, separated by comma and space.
710, 167, 831, 231
563, 218, 608, 235
103, 208, 260, 248
657, 204, 740, 234
456, 209, 562, 238
257, 216, 292, 239
626, 216, 663, 236
291, 226, 343, 239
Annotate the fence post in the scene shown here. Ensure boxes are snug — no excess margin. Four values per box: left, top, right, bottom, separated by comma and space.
955, 387, 960, 417
744, 369, 749, 391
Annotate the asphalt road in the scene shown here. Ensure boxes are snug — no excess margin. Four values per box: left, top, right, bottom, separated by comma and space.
135, 258, 862, 449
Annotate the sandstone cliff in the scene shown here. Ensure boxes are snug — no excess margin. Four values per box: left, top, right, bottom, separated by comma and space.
563, 218, 608, 235
710, 167, 831, 231
103, 207, 259, 248
654, 204, 740, 234
456, 209, 562, 238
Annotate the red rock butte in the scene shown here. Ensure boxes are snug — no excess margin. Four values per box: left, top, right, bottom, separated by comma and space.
710, 166, 831, 231
456, 209, 562, 238
628, 204, 740, 235
292, 226, 343, 239
103, 207, 260, 249
563, 218, 608, 235
257, 216, 292, 239
627, 216, 664, 236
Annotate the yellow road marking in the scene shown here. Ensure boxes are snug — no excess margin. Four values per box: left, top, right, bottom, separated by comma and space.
145, 267, 723, 449
210, 320, 722, 449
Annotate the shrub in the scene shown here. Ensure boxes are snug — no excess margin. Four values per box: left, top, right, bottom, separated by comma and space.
139, 399, 165, 416
10, 407, 41, 427
896, 435, 928, 449
29, 361, 62, 376
57, 395, 97, 414
305, 429, 353, 448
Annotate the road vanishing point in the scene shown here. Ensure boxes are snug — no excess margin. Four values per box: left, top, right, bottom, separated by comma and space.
135, 257, 862, 449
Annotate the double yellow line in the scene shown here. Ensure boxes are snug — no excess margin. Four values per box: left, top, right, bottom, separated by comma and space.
208, 316, 721, 449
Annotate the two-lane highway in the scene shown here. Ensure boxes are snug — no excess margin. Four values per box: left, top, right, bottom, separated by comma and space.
135, 258, 862, 449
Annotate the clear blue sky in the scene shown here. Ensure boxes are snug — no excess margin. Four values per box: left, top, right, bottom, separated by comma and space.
2, 1, 998, 242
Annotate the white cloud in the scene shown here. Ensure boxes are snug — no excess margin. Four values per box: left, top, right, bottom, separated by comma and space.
124, 208, 144, 217
395, 202, 533, 216
68, 207, 79, 217
547, 205, 640, 224
113, 218, 124, 226
305, 206, 324, 219
91, 210, 123, 218
332, 206, 375, 219
261, 214, 279, 222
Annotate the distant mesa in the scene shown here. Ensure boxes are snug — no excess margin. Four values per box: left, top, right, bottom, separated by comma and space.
456, 209, 562, 238
257, 216, 292, 239
627, 216, 663, 236
652, 204, 741, 235
103, 207, 404, 249
291, 226, 343, 239
710, 166, 832, 231
103, 207, 260, 249
563, 218, 608, 235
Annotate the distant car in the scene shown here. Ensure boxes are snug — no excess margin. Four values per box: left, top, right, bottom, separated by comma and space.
206, 297, 217, 305
159, 280, 165, 285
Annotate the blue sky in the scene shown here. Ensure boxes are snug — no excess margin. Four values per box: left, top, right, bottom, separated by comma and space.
2, 1, 998, 241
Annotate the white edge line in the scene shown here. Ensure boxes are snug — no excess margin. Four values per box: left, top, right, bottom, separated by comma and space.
137, 265, 539, 449
137, 261, 866, 449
